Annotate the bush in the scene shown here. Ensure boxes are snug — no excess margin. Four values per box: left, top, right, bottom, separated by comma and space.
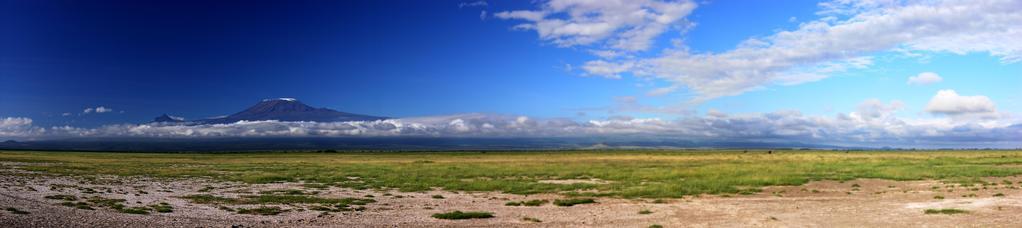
5, 207, 29, 214
432, 211, 494, 220
523, 199, 547, 206
506, 199, 548, 206
522, 217, 542, 223
924, 208, 968, 215
554, 198, 596, 207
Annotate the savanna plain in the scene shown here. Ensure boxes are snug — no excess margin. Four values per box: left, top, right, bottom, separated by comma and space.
2, 150, 1022, 227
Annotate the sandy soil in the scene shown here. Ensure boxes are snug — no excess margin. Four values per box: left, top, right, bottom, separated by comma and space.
2, 162, 1022, 227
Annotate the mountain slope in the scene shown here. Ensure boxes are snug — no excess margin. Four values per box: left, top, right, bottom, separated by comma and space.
200, 98, 387, 124
152, 114, 185, 123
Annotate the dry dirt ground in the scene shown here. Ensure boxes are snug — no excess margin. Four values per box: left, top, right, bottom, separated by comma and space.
2, 162, 1022, 227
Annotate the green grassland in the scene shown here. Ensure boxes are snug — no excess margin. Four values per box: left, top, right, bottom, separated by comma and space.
1, 150, 1021, 198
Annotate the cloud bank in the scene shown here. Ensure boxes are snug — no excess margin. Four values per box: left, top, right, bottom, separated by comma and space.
3, 101, 1019, 148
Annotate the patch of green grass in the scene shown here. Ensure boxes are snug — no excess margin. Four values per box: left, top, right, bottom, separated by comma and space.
303, 183, 329, 189
5, 150, 1022, 198
308, 205, 355, 212
150, 203, 173, 213
182, 194, 374, 206
244, 195, 364, 205
993, 193, 1005, 197
57, 196, 155, 214
522, 199, 548, 206
179, 194, 239, 204
60, 201, 94, 210
432, 211, 494, 220
237, 206, 285, 215
638, 209, 652, 214
308, 200, 370, 212
197, 186, 215, 192
522, 217, 542, 222
553, 198, 596, 207
5, 207, 29, 214
506, 199, 548, 206
924, 208, 968, 215
648, 225, 663, 228
933, 195, 944, 199
86, 196, 126, 209
44, 194, 77, 201
735, 187, 760, 195
259, 189, 308, 195
117, 206, 151, 215
432, 195, 445, 199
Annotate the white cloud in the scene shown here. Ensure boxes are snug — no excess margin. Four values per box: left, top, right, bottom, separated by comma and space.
506, 0, 1021, 104
907, 72, 943, 85
0, 117, 32, 128
855, 98, 903, 121
646, 85, 679, 97
495, 0, 697, 52
589, 50, 624, 59
925, 90, 997, 116
0, 117, 41, 137
580, 60, 632, 79
459, 1, 487, 8
82, 106, 114, 114
61, 113, 72, 117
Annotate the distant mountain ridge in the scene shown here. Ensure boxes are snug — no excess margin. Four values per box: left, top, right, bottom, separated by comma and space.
152, 98, 387, 124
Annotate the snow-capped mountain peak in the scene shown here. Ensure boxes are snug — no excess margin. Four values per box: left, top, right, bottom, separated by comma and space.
263, 98, 298, 102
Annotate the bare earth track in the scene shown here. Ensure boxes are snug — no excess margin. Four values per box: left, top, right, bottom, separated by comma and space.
2, 162, 1022, 227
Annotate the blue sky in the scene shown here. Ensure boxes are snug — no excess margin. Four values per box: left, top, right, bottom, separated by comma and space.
2, 0, 614, 127
1, 0, 1020, 147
